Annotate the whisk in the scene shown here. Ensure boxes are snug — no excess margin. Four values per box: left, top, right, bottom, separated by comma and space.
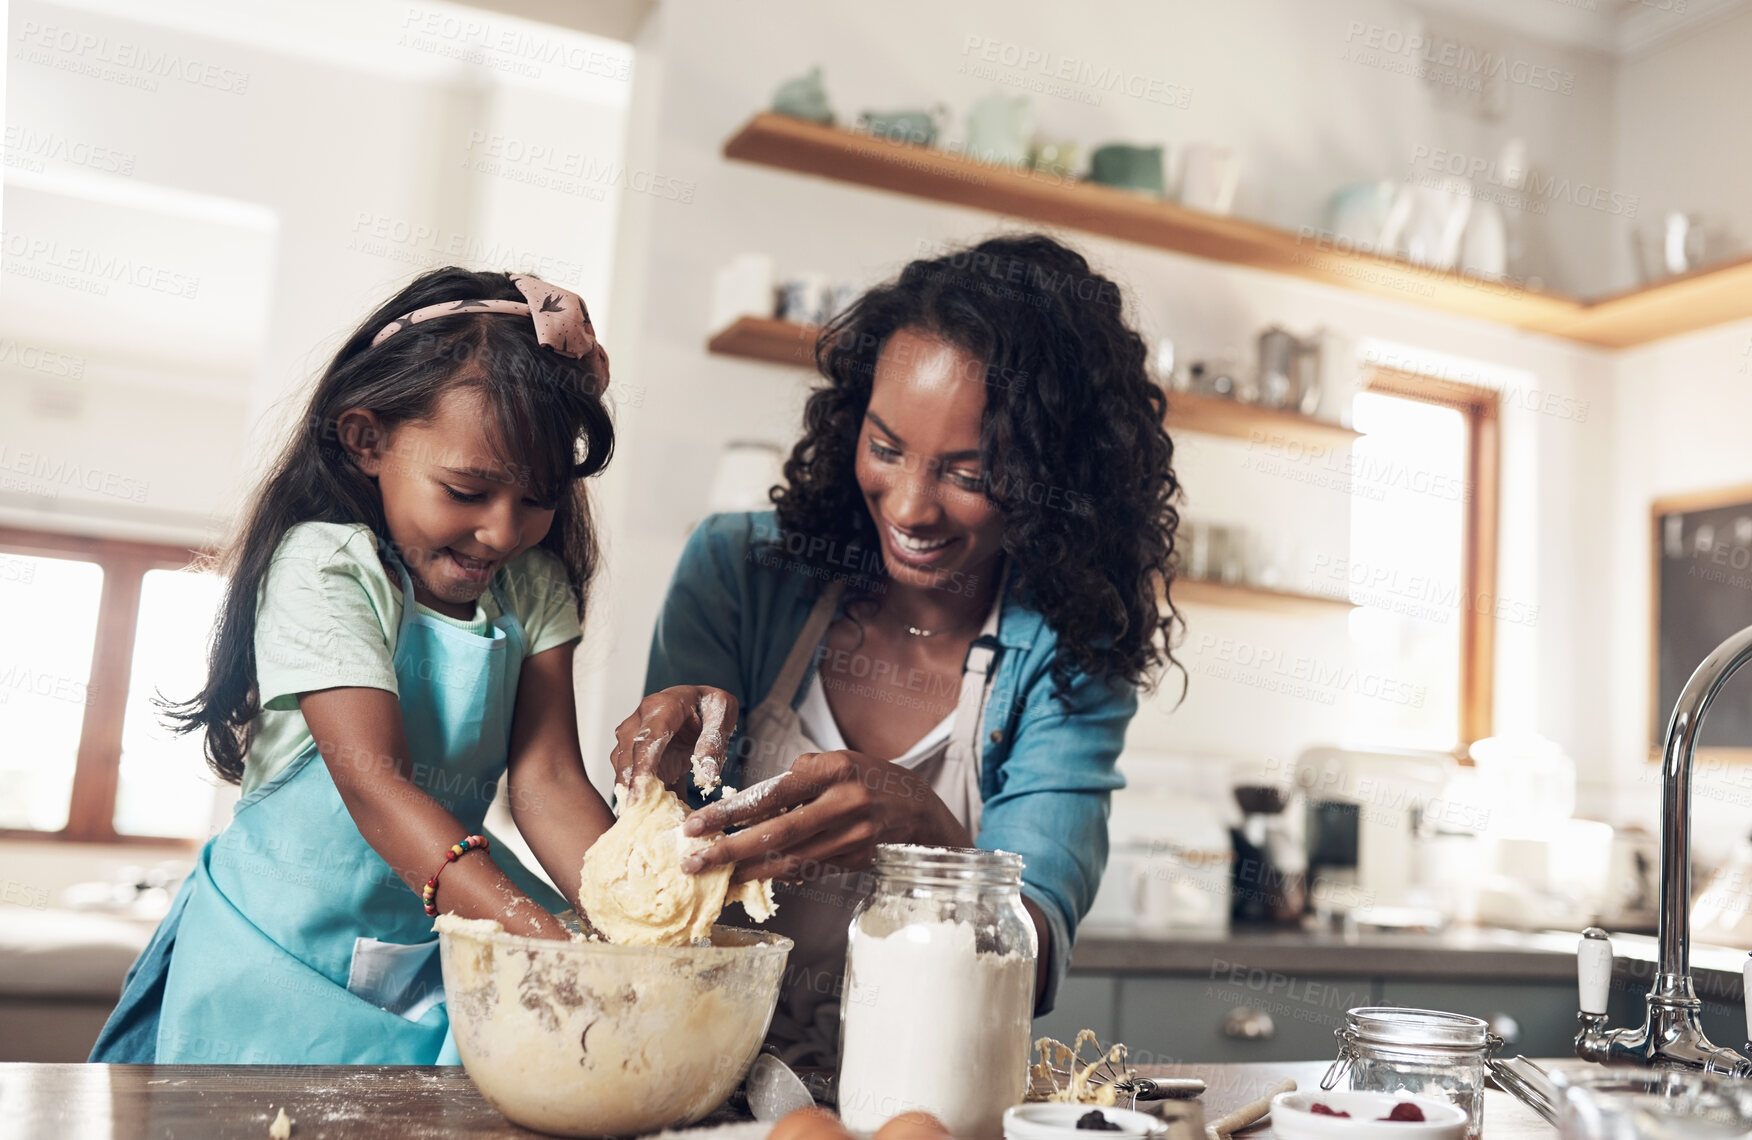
1029, 1031, 1205, 1110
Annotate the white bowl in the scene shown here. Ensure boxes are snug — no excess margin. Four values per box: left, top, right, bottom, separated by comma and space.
1003, 1102, 1164, 1140
1271, 1090, 1467, 1140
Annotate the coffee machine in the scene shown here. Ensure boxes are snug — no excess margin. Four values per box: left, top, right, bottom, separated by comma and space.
1292, 747, 1456, 918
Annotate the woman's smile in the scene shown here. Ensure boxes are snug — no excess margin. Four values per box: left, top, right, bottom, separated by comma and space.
882, 522, 959, 568
856, 327, 1005, 591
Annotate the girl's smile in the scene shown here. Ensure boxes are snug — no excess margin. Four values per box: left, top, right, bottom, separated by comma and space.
341, 387, 558, 619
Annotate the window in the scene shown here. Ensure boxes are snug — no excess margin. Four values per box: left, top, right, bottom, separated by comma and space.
0, 528, 219, 845
0, 554, 103, 831
114, 569, 231, 838
1345, 370, 1501, 754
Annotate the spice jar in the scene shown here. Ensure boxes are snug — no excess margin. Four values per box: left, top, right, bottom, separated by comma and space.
1321, 1007, 1502, 1139
837, 845, 1037, 1140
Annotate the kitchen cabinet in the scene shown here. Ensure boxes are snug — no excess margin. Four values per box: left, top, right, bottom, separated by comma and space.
1043, 968, 1590, 1065
1118, 974, 1376, 1065
1032, 973, 1118, 1048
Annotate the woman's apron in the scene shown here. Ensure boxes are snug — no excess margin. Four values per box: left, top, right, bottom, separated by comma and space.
743, 579, 1003, 1068
89, 548, 569, 1065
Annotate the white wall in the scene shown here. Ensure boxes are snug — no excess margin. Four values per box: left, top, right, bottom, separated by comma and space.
1592, 5, 1752, 863
588, 0, 1621, 794
1606, 317, 1752, 862
1, 0, 633, 548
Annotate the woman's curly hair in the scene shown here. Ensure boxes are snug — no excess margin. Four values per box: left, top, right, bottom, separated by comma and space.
771, 233, 1184, 700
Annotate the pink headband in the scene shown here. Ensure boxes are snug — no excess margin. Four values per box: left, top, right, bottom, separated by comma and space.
370, 274, 608, 393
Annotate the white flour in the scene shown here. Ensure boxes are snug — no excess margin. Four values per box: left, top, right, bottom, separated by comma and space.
836, 917, 1032, 1140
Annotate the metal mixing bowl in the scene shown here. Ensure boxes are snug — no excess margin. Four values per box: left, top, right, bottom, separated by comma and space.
438, 917, 792, 1137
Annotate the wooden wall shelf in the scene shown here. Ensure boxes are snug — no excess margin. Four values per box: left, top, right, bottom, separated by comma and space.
706, 315, 820, 367
1166, 390, 1359, 449
707, 317, 1358, 450
1172, 578, 1357, 616
724, 113, 1748, 351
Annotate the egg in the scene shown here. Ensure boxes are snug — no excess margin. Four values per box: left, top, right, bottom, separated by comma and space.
874, 1110, 955, 1140
768, 1106, 855, 1140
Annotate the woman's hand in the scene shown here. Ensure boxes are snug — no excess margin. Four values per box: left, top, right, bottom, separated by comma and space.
610, 685, 739, 794
677, 751, 970, 884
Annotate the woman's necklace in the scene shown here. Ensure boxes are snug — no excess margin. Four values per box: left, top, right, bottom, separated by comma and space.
891, 607, 976, 639
873, 566, 1001, 639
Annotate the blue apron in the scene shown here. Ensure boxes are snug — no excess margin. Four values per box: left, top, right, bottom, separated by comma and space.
90, 547, 568, 1064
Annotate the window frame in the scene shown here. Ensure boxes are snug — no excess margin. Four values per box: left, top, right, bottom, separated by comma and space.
0, 526, 213, 846
1362, 367, 1502, 755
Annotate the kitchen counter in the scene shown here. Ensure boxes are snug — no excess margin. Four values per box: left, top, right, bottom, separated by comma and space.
1074, 923, 1750, 1005
0, 1060, 1556, 1138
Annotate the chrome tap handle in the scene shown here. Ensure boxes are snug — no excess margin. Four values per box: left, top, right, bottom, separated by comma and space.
1579, 927, 1613, 1018
1744, 952, 1752, 1054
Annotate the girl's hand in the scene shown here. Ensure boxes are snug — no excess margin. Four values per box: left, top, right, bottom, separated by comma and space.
611, 686, 739, 793
676, 751, 969, 884
298, 685, 573, 941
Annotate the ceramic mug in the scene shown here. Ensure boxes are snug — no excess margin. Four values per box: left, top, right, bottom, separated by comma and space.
857, 106, 944, 147
709, 253, 776, 332
1088, 143, 1166, 196
1178, 142, 1240, 214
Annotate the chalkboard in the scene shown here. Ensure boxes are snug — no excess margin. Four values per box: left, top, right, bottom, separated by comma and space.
1654, 488, 1752, 751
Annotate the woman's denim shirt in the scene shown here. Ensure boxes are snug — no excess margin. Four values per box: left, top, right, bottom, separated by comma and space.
644, 511, 1133, 1016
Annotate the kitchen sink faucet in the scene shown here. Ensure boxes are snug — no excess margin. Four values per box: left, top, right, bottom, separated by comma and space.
1575, 625, 1752, 1076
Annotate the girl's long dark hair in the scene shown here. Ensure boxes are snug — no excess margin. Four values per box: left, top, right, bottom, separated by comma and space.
772, 233, 1184, 701
170, 267, 614, 783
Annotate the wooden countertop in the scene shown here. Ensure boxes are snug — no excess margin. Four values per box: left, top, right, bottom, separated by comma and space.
0, 1060, 1555, 1138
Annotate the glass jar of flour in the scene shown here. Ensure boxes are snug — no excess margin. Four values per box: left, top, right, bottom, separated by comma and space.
837, 845, 1037, 1140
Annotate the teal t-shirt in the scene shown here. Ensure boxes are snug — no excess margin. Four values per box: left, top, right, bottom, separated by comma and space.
245, 522, 581, 795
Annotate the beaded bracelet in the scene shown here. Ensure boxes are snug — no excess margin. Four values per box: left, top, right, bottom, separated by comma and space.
423, 834, 490, 917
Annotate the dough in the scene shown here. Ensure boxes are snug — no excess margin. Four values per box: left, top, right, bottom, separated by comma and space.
577, 777, 775, 946
268, 1106, 293, 1139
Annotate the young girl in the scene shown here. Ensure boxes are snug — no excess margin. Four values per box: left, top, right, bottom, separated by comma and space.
90, 268, 619, 1065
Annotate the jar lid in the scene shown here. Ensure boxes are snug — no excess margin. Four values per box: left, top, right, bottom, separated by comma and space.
1344, 1006, 1491, 1049
874, 844, 1023, 886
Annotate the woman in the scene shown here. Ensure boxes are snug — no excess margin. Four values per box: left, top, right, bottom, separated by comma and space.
618, 234, 1183, 1065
